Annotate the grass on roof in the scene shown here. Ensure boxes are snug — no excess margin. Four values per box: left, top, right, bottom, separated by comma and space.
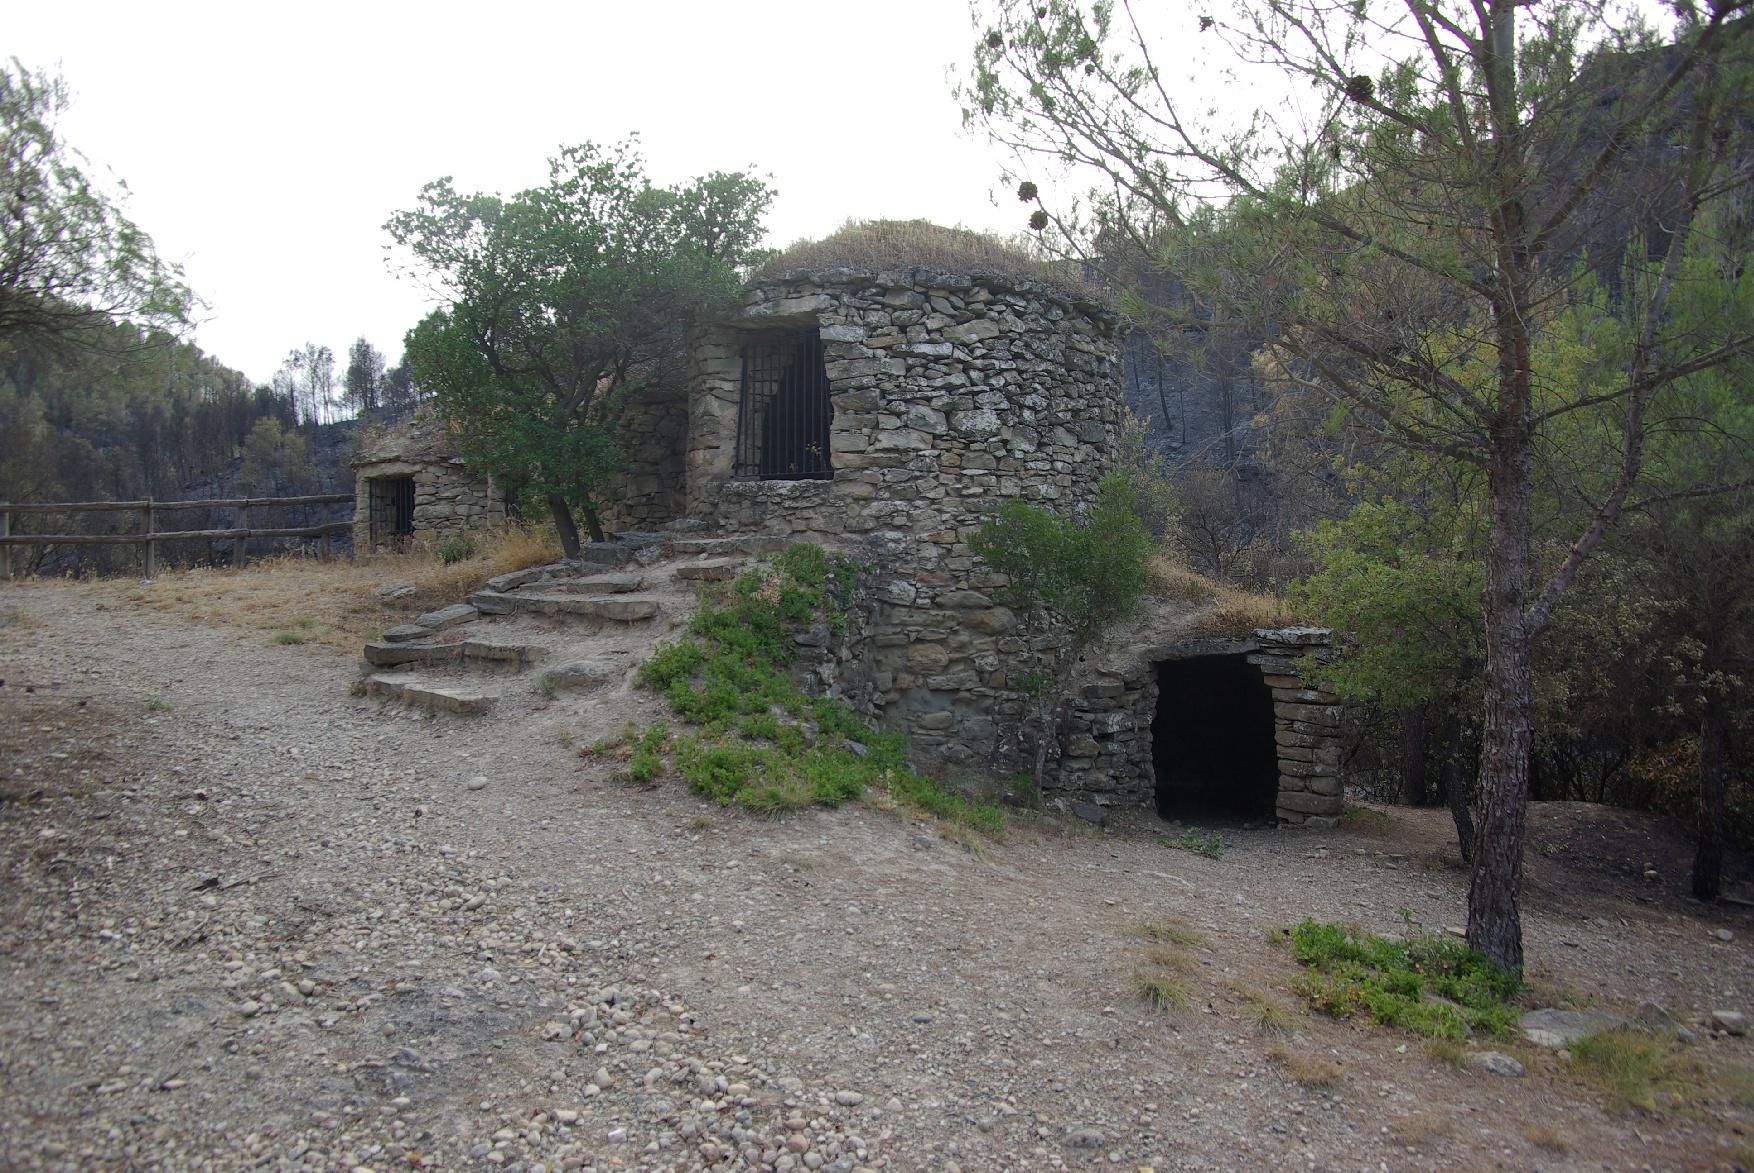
754, 218, 1106, 305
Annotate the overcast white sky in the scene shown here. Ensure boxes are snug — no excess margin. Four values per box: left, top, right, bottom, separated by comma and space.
9, 1, 1035, 384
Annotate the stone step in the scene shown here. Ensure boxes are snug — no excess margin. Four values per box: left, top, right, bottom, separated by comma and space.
364, 641, 460, 669
461, 640, 548, 668
669, 535, 792, 557
363, 639, 547, 670
675, 558, 741, 583
530, 573, 646, 595
485, 562, 577, 593
415, 602, 479, 631
382, 623, 431, 643
465, 591, 661, 623
538, 658, 622, 691
364, 672, 498, 715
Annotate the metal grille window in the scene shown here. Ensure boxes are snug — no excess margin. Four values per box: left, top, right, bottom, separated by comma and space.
369, 476, 415, 543
734, 331, 832, 480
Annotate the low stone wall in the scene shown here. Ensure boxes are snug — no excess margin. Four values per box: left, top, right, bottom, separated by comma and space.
1052, 626, 1348, 826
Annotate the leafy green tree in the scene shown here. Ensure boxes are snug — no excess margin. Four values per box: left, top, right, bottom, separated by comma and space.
967, 0, 1754, 973
971, 474, 1154, 789
387, 138, 773, 556
0, 60, 194, 358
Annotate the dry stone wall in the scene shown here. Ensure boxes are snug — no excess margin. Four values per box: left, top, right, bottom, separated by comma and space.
682, 268, 1122, 772
351, 459, 505, 550
1055, 626, 1348, 825
605, 382, 688, 531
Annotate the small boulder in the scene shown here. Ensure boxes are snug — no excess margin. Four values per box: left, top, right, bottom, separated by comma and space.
1466, 1051, 1525, 1077
1519, 1008, 1628, 1048
1710, 1009, 1748, 1036
1071, 801, 1107, 827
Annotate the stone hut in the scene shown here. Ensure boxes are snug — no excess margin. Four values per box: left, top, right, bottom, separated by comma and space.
611, 222, 1350, 820
351, 408, 506, 549
655, 227, 1123, 774
1055, 625, 1348, 826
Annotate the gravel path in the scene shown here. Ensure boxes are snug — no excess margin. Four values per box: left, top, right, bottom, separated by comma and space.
2, 578, 1750, 1172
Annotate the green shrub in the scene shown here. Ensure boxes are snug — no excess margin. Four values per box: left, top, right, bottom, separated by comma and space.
628, 722, 670, 783
1287, 919, 1519, 1039
435, 533, 476, 564
628, 543, 1001, 832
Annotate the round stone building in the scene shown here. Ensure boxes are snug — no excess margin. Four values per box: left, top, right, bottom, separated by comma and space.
612, 224, 1126, 771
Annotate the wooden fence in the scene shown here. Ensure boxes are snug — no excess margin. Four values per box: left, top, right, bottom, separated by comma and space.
0, 494, 355, 579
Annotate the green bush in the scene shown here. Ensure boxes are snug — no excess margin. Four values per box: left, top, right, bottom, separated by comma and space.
629, 543, 1002, 832
1286, 919, 1520, 1039
435, 533, 477, 564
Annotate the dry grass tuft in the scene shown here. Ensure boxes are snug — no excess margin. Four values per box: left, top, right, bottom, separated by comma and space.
1133, 918, 1203, 948
1267, 1043, 1345, 1086
1340, 803, 1395, 835
1221, 978, 1298, 1035
1132, 968, 1190, 1011
1146, 555, 1295, 635
1519, 1122, 1572, 1152
1389, 1111, 1455, 1146
754, 219, 1105, 305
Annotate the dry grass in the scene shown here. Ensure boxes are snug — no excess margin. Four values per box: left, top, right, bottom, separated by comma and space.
1133, 918, 1203, 948
1146, 555, 1295, 636
1220, 978, 1297, 1036
1131, 968, 1190, 1011
754, 218, 1105, 304
92, 523, 564, 651
1267, 1043, 1345, 1086
1519, 1122, 1572, 1152
1340, 803, 1395, 835
1389, 1110, 1455, 1146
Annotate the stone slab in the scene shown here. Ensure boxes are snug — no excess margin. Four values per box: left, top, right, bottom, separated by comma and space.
466, 591, 518, 615
462, 640, 546, 666
538, 573, 646, 595
401, 680, 497, 715
669, 535, 791, 557
675, 559, 741, 582
364, 641, 461, 668
504, 593, 661, 622
415, 603, 479, 631
381, 624, 430, 643
1519, 1008, 1629, 1048
485, 565, 557, 593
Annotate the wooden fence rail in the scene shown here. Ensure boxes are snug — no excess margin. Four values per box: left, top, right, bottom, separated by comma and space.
0, 493, 355, 579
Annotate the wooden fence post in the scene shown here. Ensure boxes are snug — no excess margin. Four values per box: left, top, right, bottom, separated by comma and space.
1, 509, 10, 580
234, 501, 248, 568
142, 497, 156, 579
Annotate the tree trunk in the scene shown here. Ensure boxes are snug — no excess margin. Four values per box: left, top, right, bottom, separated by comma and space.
581, 500, 607, 545
1399, 704, 1429, 806
548, 494, 581, 560
1444, 745, 1474, 865
1467, 329, 1536, 975
1692, 686, 1729, 902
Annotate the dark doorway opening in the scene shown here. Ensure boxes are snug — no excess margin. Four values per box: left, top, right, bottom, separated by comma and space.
1153, 655, 1278, 820
735, 330, 833, 481
369, 475, 415, 544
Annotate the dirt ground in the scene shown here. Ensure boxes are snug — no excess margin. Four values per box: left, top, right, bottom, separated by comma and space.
1, 571, 1751, 1172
